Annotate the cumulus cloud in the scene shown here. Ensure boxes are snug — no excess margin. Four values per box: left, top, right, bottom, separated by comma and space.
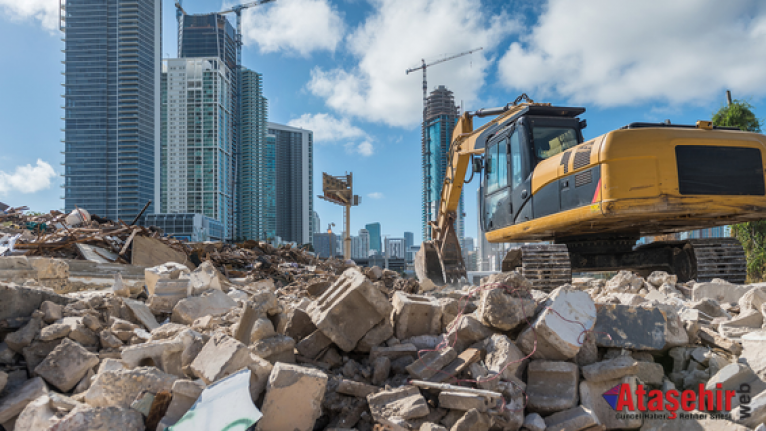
345, 141, 374, 156
0, 160, 57, 195
0, 0, 59, 32
287, 113, 366, 143
241, 0, 345, 56
367, 192, 384, 199
308, 0, 519, 128
498, 0, 766, 107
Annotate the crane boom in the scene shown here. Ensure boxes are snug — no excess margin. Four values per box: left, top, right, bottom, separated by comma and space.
405, 47, 484, 74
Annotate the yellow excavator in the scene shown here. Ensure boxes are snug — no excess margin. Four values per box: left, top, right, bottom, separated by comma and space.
416, 95, 766, 288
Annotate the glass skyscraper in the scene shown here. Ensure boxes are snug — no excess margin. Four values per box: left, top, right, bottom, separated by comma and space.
62, 0, 161, 223
268, 123, 314, 245
366, 222, 382, 254
239, 69, 270, 241
422, 85, 464, 241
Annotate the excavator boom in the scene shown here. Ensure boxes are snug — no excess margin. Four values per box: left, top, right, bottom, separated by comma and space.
415, 96, 545, 284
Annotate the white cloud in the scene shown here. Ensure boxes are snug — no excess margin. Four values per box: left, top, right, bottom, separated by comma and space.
498, 0, 766, 107
308, 0, 519, 128
287, 113, 366, 143
241, 0, 345, 56
345, 140, 374, 156
0, 0, 59, 32
367, 192, 384, 199
0, 159, 57, 195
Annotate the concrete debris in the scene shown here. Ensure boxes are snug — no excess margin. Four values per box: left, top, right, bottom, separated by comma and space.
259, 363, 327, 431
6, 233, 766, 430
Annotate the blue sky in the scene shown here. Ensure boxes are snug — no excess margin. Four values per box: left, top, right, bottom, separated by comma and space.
0, 0, 765, 245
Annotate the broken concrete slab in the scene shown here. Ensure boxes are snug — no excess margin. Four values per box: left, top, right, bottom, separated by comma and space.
438, 391, 492, 412
518, 287, 596, 360
52, 405, 145, 430
258, 363, 328, 431
580, 376, 641, 430
693, 282, 753, 304
738, 284, 766, 312
581, 356, 639, 382
15, 394, 60, 430
477, 285, 536, 331
741, 331, 766, 378
370, 343, 419, 361
157, 379, 205, 429
699, 327, 742, 355
429, 348, 481, 384
543, 405, 600, 431
171, 289, 237, 325
250, 335, 296, 364
392, 292, 443, 339
367, 385, 430, 423
189, 260, 228, 295
706, 363, 766, 410
446, 313, 494, 351
122, 298, 159, 331
0, 377, 48, 424
0, 282, 71, 322
732, 389, 766, 428
406, 348, 457, 380
296, 329, 334, 359
84, 367, 176, 408
147, 279, 190, 314
484, 334, 525, 381
144, 262, 191, 295
593, 304, 666, 350
307, 267, 393, 352
336, 379, 379, 398
190, 334, 250, 384
356, 319, 394, 352
526, 360, 579, 414
34, 338, 100, 392
39, 322, 71, 341
5, 311, 43, 352
40, 301, 62, 324
636, 362, 665, 386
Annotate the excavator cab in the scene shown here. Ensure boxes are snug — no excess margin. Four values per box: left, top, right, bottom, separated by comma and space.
480, 108, 586, 233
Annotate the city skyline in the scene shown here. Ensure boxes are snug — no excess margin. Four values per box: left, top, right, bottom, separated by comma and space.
2, 1, 766, 246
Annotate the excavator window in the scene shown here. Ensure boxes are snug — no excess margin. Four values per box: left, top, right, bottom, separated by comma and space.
533, 127, 579, 160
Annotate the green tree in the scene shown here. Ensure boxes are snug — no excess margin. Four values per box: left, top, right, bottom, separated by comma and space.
713, 99, 765, 281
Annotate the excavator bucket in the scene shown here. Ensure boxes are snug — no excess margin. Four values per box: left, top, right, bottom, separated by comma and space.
415, 241, 446, 285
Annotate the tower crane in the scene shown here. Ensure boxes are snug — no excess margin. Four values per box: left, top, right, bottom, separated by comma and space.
406, 47, 483, 118
406, 47, 482, 239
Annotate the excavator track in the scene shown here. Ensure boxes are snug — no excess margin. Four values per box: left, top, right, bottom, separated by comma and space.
502, 244, 572, 290
689, 238, 747, 284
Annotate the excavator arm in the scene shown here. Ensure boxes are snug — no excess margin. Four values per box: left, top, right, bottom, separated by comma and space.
416, 96, 545, 284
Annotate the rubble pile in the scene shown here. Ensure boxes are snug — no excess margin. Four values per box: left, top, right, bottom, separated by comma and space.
3, 238, 766, 430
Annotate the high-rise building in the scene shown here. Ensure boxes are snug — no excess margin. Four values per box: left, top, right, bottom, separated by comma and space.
351, 229, 370, 260
422, 85, 464, 241
366, 223, 382, 254
404, 231, 415, 263
62, 0, 162, 223
178, 14, 237, 72
385, 237, 407, 259
159, 58, 235, 239
313, 232, 339, 258
268, 123, 314, 245
239, 69, 270, 241
312, 211, 321, 234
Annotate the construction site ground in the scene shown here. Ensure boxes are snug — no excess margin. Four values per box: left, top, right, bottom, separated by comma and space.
1, 209, 766, 430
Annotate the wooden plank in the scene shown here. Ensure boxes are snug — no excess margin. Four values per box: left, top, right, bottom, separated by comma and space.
131, 235, 195, 269
120, 228, 138, 256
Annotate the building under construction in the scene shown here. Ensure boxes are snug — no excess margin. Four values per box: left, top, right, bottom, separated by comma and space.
422, 85, 464, 242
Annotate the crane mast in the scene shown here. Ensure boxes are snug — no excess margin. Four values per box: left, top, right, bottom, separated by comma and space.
406, 47, 482, 241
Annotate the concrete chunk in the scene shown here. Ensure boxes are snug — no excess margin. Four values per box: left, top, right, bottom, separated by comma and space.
15, 394, 60, 430
51, 406, 145, 430
526, 361, 579, 414
190, 334, 250, 384
158, 379, 205, 428
438, 392, 491, 412
251, 335, 296, 364
593, 304, 666, 351
5, 312, 43, 352
34, 338, 99, 392
258, 363, 328, 431
693, 281, 753, 303
84, 367, 176, 408
337, 379, 379, 398
523, 413, 546, 431
392, 292, 443, 339
144, 262, 190, 295
543, 405, 599, 431
518, 287, 596, 360
451, 408, 491, 431
706, 363, 766, 409
477, 284, 536, 331
122, 298, 159, 331
0, 377, 48, 424
580, 377, 641, 430
307, 267, 393, 352
171, 289, 237, 324
485, 334, 526, 381
406, 348, 457, 380
699, 327, 742, 355
429, 348, 482, 383
40, 301, 63, 324
296, 329, 333, 359
147, 279, 190, 314
582, 356, 639, 382
356, 319, 394, 352
367, 385, 430, 423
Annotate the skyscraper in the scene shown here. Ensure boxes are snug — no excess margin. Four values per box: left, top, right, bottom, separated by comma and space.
179, 14, 236, 72
366, 223, 382, 254
63, 0, 161, 223
268, 123, 314, 245
239, 69, 270, 241
422, 85, 464, 241
158, 58, 235, 239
